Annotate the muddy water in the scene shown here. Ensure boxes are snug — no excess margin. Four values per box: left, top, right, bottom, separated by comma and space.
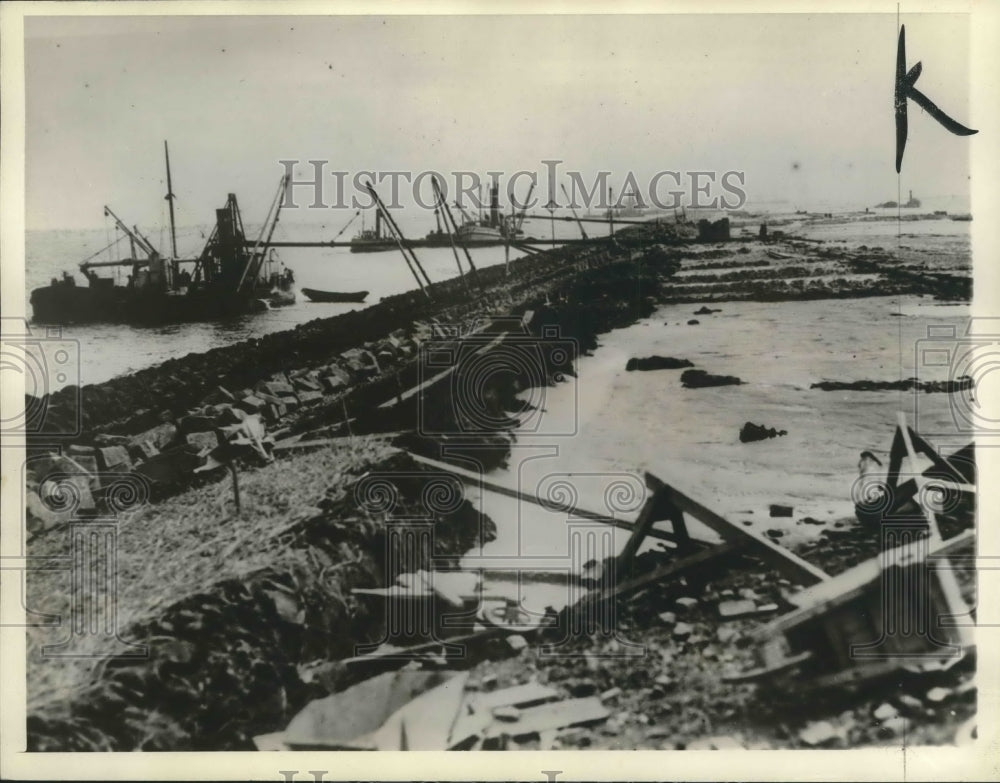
460, 294, 971, 615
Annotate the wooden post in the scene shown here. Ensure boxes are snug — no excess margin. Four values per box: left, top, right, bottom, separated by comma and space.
343, 398, 354, 438
228, 462, 241, 515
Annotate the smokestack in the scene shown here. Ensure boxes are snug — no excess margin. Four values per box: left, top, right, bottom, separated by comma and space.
490, 183, 499, 228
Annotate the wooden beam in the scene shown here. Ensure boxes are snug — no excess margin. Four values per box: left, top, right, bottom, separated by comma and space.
404, 451, 683, 544
644, 472, 830, 586
377, 327, 505, 410
564, 539, 745, 621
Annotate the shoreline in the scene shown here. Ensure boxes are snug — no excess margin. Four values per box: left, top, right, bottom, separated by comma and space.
23, 215, 977, 751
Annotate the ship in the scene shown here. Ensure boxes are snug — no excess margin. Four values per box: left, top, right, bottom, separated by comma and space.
29, 143, 296, 325
584, 190, 647, 220
349, 181, 527, 253
350, 209, 396, 253
451, 182, 525, 245
874, 189, 922, 209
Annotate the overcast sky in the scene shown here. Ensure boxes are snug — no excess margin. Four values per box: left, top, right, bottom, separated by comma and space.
25, 12, 972, 230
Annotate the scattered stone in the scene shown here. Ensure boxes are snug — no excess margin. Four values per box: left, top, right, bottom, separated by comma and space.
506, 634, 528, 652
297, 390, 323, 404
765, 529, 785, 538
716, 627, 738, 645
654, 674, 674, 688
129, 421, 178, 452
131, 440, 159, 460
873, 703, 898, 721
798, 720, 837, 746
135, 445, 203, 486
26, 489, 66, 534
801, 516, 825, 525
680, 369, 742, 388
481, 673, 498, 690
321, 375, 346, 393
897, 694, 924, 713
739, 421, 787, 443
625, 356, 694, 372
755, 603, 779, 614
97, 445, 132, 471
674, 597, 699, 611
600, 687, 622, 703
926, 687, 951, 703
259, 379, 295, 396
492, 705, 521, 722
238, 395, 267, 414
687, 319, 700, 325
672, 622, 694, 640
293, 376, 323, 393
769, 504, 794, 518
693, 306, 721, 315
718, 599, 757, 619
279, 395, 300, 410
657, 611, 677, 625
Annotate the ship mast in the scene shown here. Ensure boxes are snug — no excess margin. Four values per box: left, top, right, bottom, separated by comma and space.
163, 141, 181, 290
164, 141, 179, 263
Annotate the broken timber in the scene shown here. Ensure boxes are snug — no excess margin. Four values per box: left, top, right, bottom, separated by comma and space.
404, 453, 829, 586
728, 528, 975, 688
404, 451, 681, 545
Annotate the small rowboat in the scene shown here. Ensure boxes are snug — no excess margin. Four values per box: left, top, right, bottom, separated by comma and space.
301, 287, 369, 303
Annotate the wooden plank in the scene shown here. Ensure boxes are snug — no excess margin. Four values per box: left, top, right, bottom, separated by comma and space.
645, 472, 830, 586
404, 451, 683, 544
340, 625, 508, 666
378, 326, 505, 409
471, 683, 561, 712
484, 696, 610, 739
615, 479, 667, 571
565, 539, 745, 620
758, 528, 974, 635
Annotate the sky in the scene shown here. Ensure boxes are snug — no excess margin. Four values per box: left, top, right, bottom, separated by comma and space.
24, 12, 973, 231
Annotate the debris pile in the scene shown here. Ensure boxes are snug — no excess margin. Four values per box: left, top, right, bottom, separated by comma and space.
810, 377, 973, 393
739, 422, 788, 443
625, 356, 694, 372
26, 452, 496, 751
681, 368, 743, 388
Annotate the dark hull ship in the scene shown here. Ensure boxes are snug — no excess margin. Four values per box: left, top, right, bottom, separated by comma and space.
349, 181, 526, 253
30, 144, 295, 326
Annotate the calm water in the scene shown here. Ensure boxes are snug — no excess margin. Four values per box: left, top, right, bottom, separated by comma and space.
25, 208, 969, 390
25, 212, 604, 389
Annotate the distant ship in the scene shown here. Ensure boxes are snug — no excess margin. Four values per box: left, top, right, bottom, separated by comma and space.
30, 143, 295, 326
875, 189, 922, 209
452, 182, 525, 244
349, 181, 525, 253
350, 209, 394, 253
585, 191, 647, 220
